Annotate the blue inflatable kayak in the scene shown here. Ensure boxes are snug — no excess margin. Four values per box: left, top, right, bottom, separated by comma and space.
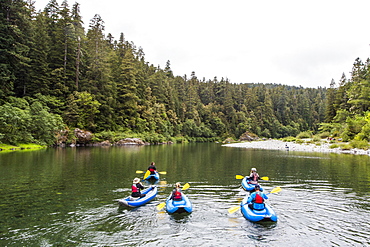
241, 176, 263, 192
240, 195, 277, 222
145, 172, 160, 181
118, 186, 157, 207
166, 192, 192, 214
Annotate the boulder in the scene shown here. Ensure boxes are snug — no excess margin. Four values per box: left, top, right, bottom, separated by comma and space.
74, 128, 93, 144
100, 140, 111, 146
56, 129, 69, 145
116, 138, 146, 145
239, 131, 259, 141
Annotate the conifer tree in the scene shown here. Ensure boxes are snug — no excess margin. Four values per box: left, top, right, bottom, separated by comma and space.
0, 0, 33, 99
27, 9, 51, 96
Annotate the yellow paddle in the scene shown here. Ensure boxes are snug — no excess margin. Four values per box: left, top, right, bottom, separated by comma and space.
227, 187, 282, 214
143, 170, 150, 179
156, 183, 190, 211
235, 175, 269, 181
136, 170, 167, 175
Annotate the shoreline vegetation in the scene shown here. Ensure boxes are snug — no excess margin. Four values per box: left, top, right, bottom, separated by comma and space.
2, 138, 370, 156
222, 139, 370, 156
0, 143, 46, 152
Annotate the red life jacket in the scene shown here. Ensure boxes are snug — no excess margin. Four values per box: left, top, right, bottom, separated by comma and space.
174, 191, 182, 200
149, 168, 155, 172
132, 184, 138, 193
254, 192, 264, 204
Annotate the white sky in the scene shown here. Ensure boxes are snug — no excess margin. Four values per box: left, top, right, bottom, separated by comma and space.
34, 0, 370, 88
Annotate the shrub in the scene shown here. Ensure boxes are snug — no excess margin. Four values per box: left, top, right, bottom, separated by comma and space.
312, 135, 322, 142
319, 132, 330, 139
282, 136, 296, 142
172, 135, 188, 143
329, 144, 339, 149
142, 132, 167, 144
296, 139, 305, 144
296, 131, 312, 139
339, 144, 352, 150
349, 140, 369, 150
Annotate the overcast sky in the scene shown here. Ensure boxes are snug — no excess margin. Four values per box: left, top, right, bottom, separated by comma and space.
34, 0, 370, 88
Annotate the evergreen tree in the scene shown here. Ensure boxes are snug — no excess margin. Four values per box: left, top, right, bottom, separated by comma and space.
27, 10, 51, 96
325, 79, 337, 122
0, 0, 33, 99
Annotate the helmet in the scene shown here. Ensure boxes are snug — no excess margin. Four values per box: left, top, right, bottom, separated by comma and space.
133, 178, 140, 183
251, 168, 257, 172
255, 185, 260, 190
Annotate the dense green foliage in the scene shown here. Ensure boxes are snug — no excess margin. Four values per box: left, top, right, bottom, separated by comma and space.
1, 0, 330, 145
323, 57, 370, 142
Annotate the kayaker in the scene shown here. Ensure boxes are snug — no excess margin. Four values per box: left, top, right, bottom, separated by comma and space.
248, 167, 260, 184
147, 162, 157, 175
247, 185, 268, 210
131, 178, 146, 198
170, 182, 182, 201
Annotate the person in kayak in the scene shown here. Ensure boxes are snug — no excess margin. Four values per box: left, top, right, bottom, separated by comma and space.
131, 178, 146, 198
147, 162, 157, 175
247, 185, 268, 210
170, 182, 182, 201
248, 167, 260, 185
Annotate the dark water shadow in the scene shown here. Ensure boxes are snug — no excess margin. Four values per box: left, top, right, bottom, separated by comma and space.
169, 212, 192, 223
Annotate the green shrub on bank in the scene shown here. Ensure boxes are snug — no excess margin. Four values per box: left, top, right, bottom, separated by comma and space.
295, 139, 305, 144
296, 131, 312, 139
281, 136, 296, 142
312, 135, 322, 142
319, 132, 330, 139
329, 144, 339, 149
349, 140, 369, 150
0, 143, 45, 151
142, 132, 167, 144
172, 136, 188, 143
339, 143, 352, 150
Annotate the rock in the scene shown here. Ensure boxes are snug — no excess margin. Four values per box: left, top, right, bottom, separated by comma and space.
100, 140, 111, 146
239, 131, 259, 141
116, 138, 146, 145
56, 129, 69, 145
222, 137, 235, 143
74, 128, 93, 144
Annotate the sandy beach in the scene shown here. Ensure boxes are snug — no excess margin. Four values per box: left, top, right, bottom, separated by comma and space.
222, 139, 370, 156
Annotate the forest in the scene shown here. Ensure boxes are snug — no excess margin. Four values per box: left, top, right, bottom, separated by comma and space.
1, 0, 370, 148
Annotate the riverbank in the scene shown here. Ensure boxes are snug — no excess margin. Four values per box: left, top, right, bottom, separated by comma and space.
222, 139, 370, 156
0, 143, 46, 152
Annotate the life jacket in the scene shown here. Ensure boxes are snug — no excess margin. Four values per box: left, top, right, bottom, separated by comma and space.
173, 191, 182, 200
250, 172, 258, 181
132, 184, 139, 193
149, 168, 155, 172
254, 192, 264, 204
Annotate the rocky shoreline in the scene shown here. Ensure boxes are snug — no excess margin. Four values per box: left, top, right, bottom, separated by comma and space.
222, 139, 370, 156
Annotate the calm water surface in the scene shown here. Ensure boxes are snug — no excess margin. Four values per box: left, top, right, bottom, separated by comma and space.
0, 143, 369, 246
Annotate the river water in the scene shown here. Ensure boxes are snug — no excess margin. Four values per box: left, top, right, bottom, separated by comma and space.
0, 143, 369, 246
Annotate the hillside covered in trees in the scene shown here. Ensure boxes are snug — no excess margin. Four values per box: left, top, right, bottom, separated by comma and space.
2, 0, 369, 147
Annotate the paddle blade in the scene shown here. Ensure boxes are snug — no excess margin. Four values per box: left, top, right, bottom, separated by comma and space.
182, 183, 190, 190
156, 202, 166, 211
143, 170, 150, 179
136, 170, 144, 173
235, 175, 244, 179
158, 171, 167, 175
159, 181, 167, 185
228, 206, 240, 214
270, 187, 281, 194
261, 176, 269, 181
